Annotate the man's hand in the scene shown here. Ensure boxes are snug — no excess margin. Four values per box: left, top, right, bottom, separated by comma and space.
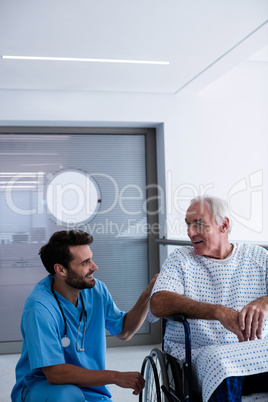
239, 296, 268, 340
217, 305, 246, 342
114, 371, 145, 395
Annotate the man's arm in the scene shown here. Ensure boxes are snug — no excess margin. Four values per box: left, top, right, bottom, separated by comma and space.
151, 291, 246, 342
117, 275, 158, 341
42, 364, 145, 395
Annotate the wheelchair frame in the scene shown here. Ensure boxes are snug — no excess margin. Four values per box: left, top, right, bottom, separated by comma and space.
140, 314, 195, 402
139, 315, 268, 402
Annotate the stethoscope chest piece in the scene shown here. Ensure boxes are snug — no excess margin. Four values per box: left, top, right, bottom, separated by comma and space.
61, 335, 71, 348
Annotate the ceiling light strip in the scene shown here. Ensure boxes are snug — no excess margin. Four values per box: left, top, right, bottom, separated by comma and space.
2, 55, 169, 65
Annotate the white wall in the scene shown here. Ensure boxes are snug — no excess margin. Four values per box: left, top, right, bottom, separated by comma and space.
0, 90, 177, 127
0, 55, 267, 246
166, 60, 268, 244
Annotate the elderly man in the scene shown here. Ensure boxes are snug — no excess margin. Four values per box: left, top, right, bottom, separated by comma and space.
150, 195, 268, 401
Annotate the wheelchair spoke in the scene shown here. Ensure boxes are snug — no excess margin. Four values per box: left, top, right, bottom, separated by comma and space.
140, 348, 169, 402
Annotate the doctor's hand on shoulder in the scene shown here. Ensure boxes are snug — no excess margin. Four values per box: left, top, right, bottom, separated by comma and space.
144, 274, 158, 297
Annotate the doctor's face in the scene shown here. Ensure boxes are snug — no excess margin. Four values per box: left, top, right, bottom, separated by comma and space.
65, 244, 98, 289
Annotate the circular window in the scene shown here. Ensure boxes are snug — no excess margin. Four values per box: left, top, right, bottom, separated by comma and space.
46, 169, 101, 225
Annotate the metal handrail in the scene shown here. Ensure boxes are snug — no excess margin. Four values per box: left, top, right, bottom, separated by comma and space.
156, 238, 191, 246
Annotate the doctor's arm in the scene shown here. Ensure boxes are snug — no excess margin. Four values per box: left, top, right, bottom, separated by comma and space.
117, 275, 158, 341
42, 364, 145, 395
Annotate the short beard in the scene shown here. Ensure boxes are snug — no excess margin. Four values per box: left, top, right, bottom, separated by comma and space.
65, 267, 95, 290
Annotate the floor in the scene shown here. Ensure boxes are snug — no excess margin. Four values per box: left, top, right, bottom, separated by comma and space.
0, 344, 159, 402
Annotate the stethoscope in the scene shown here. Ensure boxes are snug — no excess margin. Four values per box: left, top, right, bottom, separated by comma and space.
51, 280, 87, 352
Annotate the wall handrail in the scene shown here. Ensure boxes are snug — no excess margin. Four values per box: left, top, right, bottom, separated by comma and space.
156, 238, 191, 246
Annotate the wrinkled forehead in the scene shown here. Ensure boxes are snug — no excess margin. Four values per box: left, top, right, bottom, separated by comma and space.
185, 201, 212, 220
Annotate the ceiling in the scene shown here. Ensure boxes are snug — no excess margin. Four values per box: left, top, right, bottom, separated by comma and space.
0, 0, 267, 94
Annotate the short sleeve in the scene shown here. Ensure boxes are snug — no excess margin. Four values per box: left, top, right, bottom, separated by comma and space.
22, 303, 65, 370
147, 249, 185, 323
151, 249, 185, 296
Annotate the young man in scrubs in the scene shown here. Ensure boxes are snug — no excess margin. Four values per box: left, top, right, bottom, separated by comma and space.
11, 230, 157, 402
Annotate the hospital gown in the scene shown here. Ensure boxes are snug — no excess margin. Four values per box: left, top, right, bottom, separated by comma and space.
148, 243, 268, 401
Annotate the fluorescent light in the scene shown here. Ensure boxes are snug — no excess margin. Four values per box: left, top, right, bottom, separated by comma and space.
2, 55, 170, 65
0, 181, 39, 184
0, 153, 58, 156
0, 135, 70, 141
0, 185, 37, 189
0, 172, 45, 176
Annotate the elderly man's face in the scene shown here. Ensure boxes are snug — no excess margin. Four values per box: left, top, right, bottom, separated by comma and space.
185, 201, 224, 258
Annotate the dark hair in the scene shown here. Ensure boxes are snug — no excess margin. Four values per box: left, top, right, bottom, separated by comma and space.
39, 230, 93, 275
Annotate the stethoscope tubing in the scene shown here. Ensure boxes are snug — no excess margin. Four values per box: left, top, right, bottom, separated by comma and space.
50, 279, 87, 351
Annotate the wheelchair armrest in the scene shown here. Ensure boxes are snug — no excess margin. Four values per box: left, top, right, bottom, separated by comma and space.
164, 314, 186, 322
162, 314, 192, 373
162, 315, 193, 401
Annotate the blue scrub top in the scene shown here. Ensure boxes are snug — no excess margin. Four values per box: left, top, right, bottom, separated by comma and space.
11, 275, 126, 402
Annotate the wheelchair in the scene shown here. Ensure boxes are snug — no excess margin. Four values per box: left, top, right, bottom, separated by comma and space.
140, 314, 196, 402
139, 315, 268, 402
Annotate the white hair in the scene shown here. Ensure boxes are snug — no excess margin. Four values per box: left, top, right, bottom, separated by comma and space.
190, 195, 232, 234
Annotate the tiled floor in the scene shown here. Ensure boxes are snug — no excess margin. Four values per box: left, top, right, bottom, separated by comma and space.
0, 344, 159, 402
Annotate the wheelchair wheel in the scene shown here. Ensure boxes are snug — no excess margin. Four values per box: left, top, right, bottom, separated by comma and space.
139, 348, 170, 402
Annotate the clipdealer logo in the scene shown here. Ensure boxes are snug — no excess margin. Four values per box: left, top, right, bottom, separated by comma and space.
228, 170, 263, 233
3, 169, 264, 234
